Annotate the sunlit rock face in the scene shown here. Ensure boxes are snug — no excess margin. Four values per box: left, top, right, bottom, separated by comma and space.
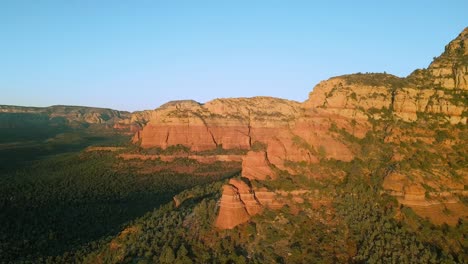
215, 178, 262, 229
428, 27, 468, 90
134, 28, 468, 227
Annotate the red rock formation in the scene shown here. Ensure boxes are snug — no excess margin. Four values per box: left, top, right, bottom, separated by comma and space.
215, 178, 282, 229
216, 179, 317, 229
139, 123, 217, 151
215, 184, 252, 229
229, 179, 263, 215
242, 151, 276, 180
132, 96, 359, 179
426, 27, 468, 90
133, 28, 468, 227
133, 69, 465, 177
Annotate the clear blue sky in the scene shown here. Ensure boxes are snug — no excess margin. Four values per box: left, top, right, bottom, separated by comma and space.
1, 1, 467, 111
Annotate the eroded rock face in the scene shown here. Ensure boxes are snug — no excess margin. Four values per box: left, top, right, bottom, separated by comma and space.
132, 97, 301, 150
134, 68, 466, 180
242, 151, 276, 180
303, 27, 468, 125
304, 72, 467, 125
133, 28, 468, 227
215, 178, 262, 229
215, 178, 305, 229
133, 31, 467, 176
133, 96, 357, 177
427, 27, 468, 90
383, 171, 468, 225
215, 179, 318, 229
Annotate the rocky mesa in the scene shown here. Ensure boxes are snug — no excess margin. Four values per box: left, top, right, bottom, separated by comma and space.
133, 28, 468, 228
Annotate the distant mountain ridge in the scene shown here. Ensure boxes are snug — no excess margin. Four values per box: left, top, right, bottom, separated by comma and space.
0, 105, 130, 124
0, 104, 156, 135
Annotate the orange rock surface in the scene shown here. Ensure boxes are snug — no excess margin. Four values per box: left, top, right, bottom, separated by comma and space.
242, 151, 276, 180
215, 176, 300, 229
215, 184, 252, 229
134, 28, 468, 227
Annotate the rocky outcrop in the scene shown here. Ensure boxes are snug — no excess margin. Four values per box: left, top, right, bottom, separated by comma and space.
215, 178, 263, 229
383, 172, 465, 207
215, 180, 319, 229
304, 74, 395, 120
426, 27, 468, 90
383, 169, 467, 225
304, 72, 467, 125
230, 179, 263, 215
303, 28, 468, 125
215, 184, 250, 229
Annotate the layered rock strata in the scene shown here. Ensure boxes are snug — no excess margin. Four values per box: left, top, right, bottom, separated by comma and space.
135, 28, 468, 227
215, 178, 263, 229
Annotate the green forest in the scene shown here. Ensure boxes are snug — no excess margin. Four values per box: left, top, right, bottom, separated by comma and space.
0, 147, 236, 263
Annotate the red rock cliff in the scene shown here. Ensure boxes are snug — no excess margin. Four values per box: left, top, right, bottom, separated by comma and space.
134, 28, 468, 227
215, 178, 262, 229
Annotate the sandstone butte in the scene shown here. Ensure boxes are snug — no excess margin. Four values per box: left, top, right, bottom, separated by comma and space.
132, 28, 468, 228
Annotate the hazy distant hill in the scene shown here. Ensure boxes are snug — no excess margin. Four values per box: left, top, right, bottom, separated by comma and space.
0, 105, 138, 171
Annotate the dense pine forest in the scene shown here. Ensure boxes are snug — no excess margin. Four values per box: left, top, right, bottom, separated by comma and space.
0, 149, 238, 263
0, 121, 239, 263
